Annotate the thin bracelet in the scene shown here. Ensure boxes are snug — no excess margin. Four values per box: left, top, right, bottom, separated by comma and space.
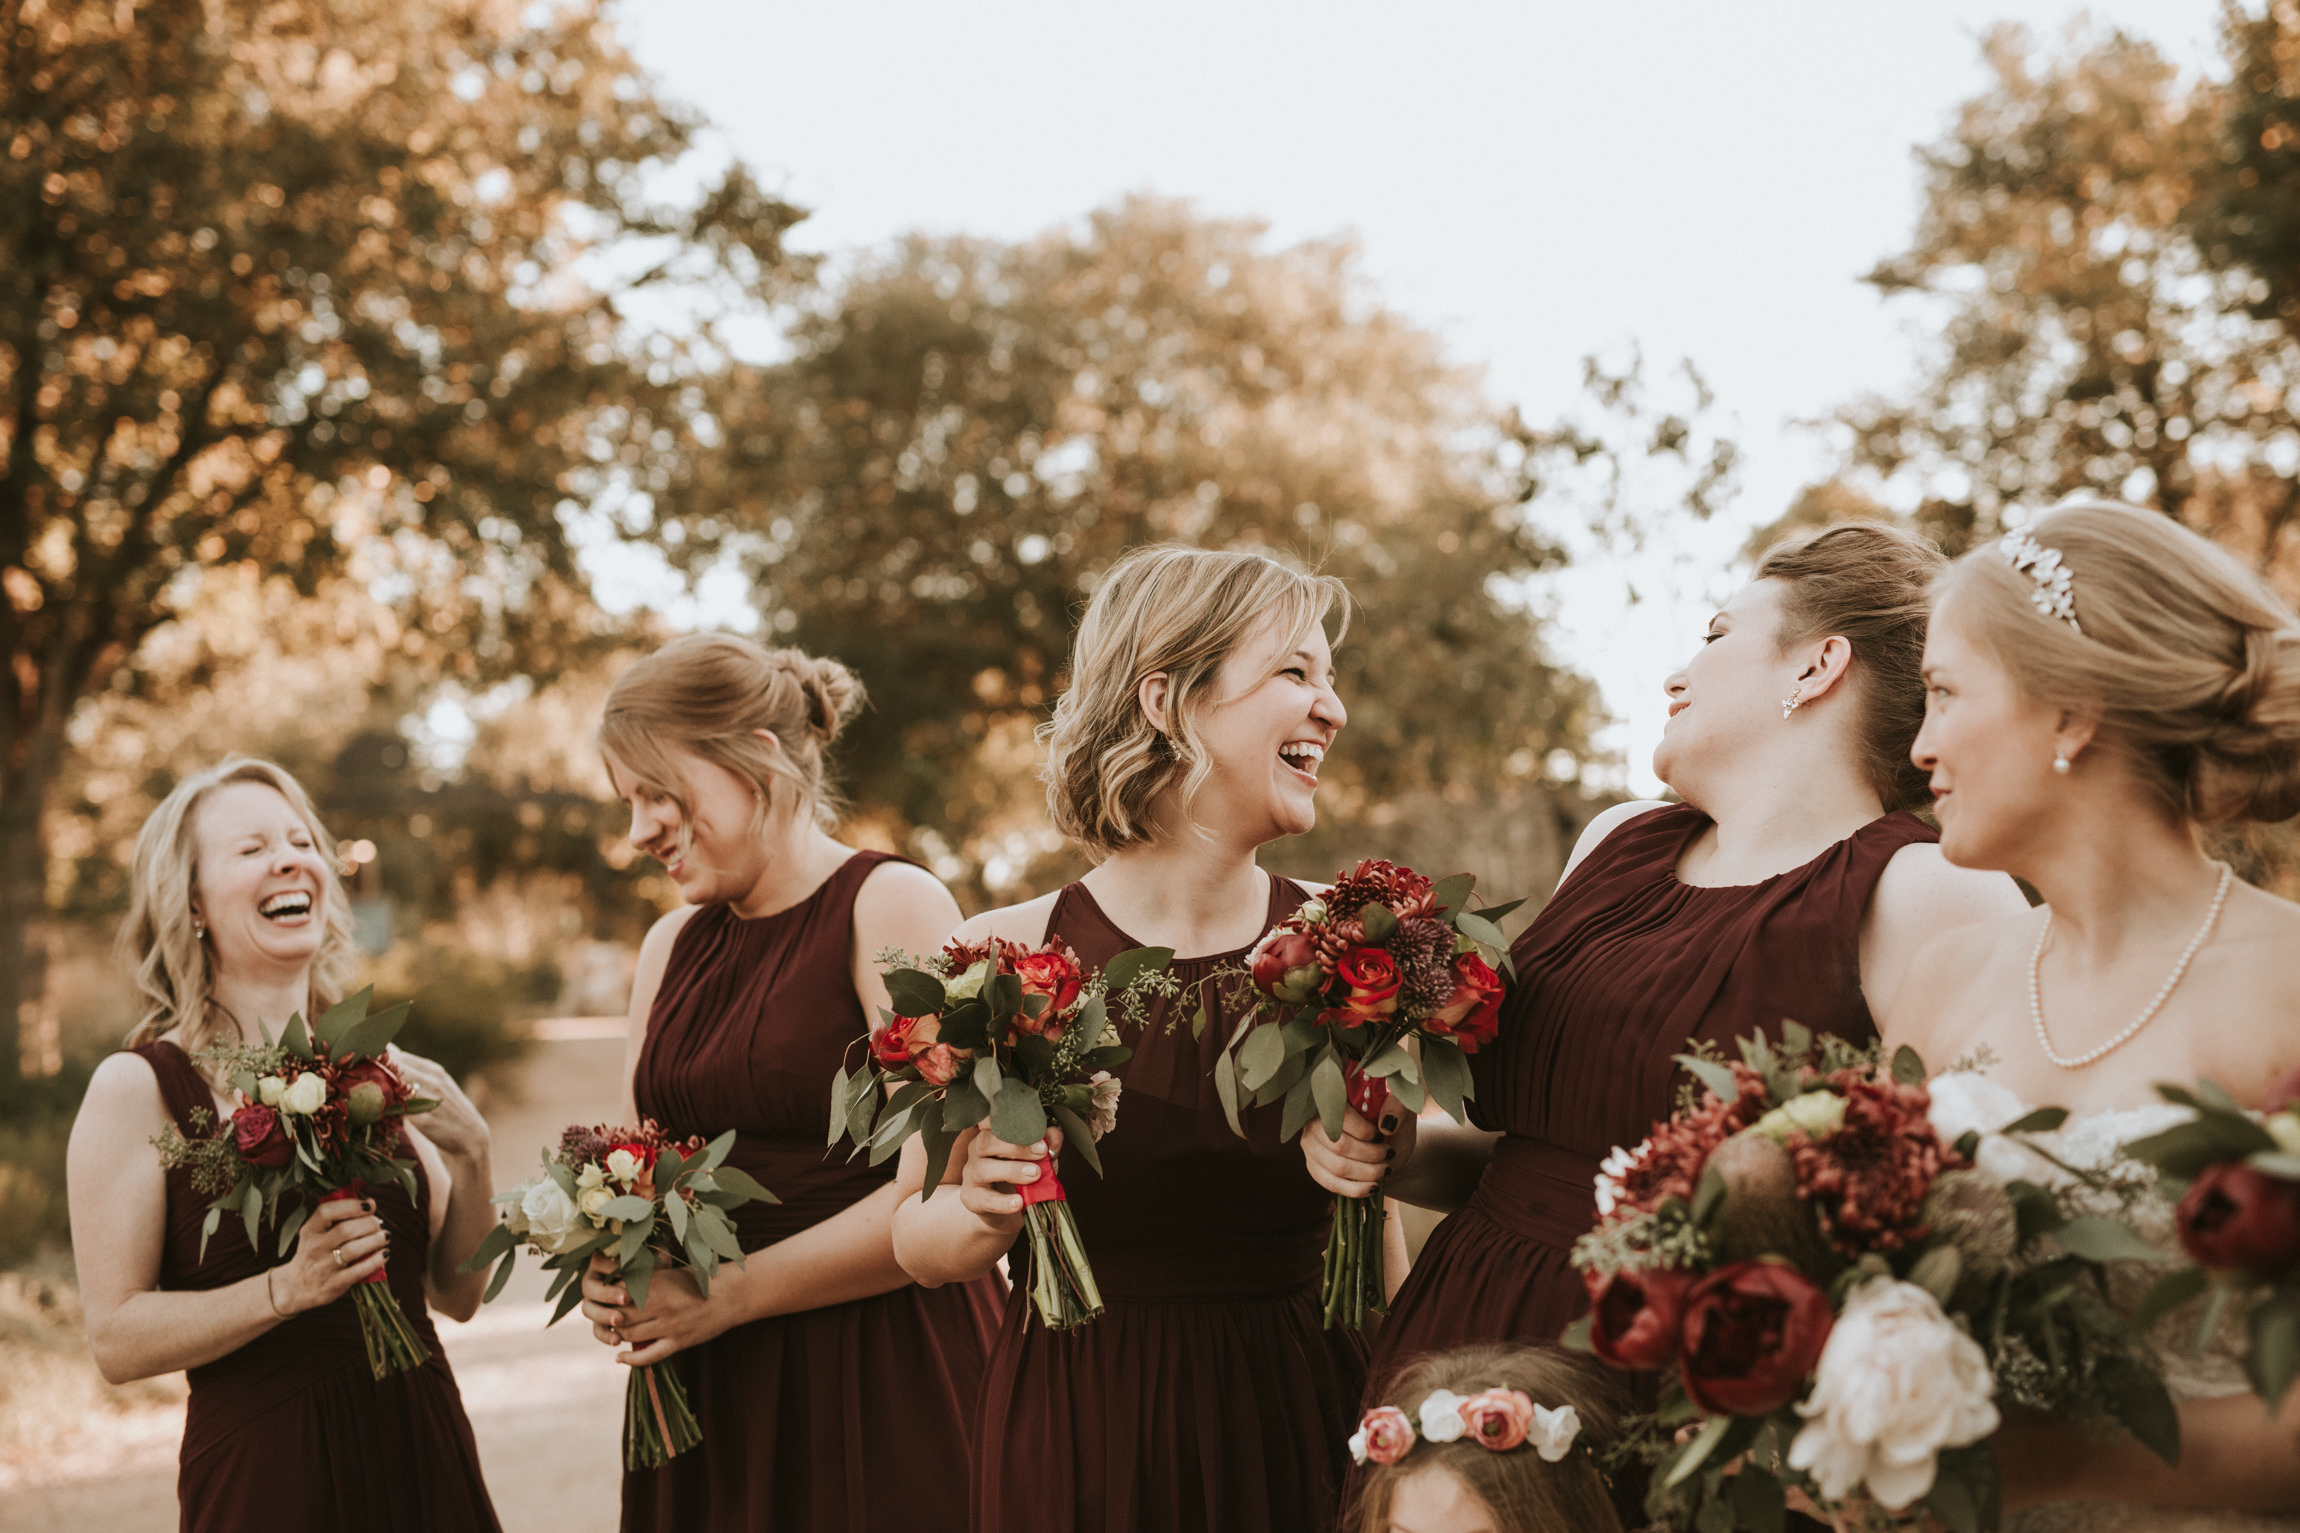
264, 1267, 289, 1319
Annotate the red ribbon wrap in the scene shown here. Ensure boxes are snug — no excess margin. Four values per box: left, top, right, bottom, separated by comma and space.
1017, 1158, 1068, 1208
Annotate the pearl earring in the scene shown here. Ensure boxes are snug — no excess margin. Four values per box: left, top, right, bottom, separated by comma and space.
2052, 753, 2071, 775
1780, 686, 1804, 721
193, 918, 206, 939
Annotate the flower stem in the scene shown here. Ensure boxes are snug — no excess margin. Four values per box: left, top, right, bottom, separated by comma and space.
1321, 1190, 1388, 1330
623, 1361, 702, 1471
1024, 1199, 1105, 1330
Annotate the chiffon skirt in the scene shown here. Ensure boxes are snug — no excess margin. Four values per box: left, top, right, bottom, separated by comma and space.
178, 1352, 498, 1533
972, 1283, 1369, 1533
621, 1276, 1002, 1533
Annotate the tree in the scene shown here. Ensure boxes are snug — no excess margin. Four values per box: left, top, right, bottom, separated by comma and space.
698, 198, 1724, 902
0, 0, 805, 1082
1822, 17, 2300, 578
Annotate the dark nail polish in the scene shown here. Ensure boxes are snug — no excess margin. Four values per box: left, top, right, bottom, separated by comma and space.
1379, 1114, 1400, 1135
1385, 1146, 1396, 1162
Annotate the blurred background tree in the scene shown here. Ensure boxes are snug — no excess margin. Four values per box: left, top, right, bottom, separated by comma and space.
0, 0, 806, 1087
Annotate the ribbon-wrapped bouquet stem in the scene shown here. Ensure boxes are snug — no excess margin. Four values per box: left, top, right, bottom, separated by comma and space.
461, 1121, 777, 1470
830, 936, 1173, 1331
1215, 859, 1516, 1331
152, 987, 439, 1380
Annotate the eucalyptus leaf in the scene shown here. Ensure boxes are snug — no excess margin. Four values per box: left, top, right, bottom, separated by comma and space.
709, 1165, 777, 1204
1674, 1052, 1742, 1106
1421, 1037, 1474, 1127
972, 1054, 1005, 1104
1358, 903, 1400, 943
827, 1065, 854, 1148
2249, 1299, 2300, 1413
1214, 1050, 1244, 1139
1280, 1068, 1319, 1144
990, 1082, 1050, 1147
1070, 995, 1108, 1054
702, 1129, 737, 1170
941, 1077, 991, 1129
2003, 1106, 2071, 1135
2131, 1265, 2211, 1332
1730, 1466, 1786, 1533
917, 1113, 958, 1204
483, 1247, 517, 1304
2052, 1216, 2163, 1264
1051, 1104, 1101, 1177
1452, 911, 1507, 952
1310, 1051, 1347, 1142
1101, 945, 1175, 994
1239, 1023, 1288, 1092
885, 968, 948, 1018
1470, 897, 1524, 923
664, 1185, 689, 1242
548, 1275, 588, 1326
458, 1220, 517, 1274
1891, 1044, 1926, 1086
600, 1195, 654, 1222
1662, 1414, 1732, 1490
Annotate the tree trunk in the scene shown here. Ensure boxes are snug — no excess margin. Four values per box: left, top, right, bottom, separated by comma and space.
0, 742, 53, 1093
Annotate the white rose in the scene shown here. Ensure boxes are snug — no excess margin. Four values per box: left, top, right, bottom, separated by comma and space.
1788, 1278, 1999, 1510
579, 1185, 614, 1223
605, 1148, 641, 1185
1755, 1090, 1847, 1143
1925, 1072, 2051, 1186
1417, 1388, 1469, 1444
1529, 1403, 1582, 1464
945, 959, 992, 1001
577, 1163, 607, 1191
279, 1072, 327, 1117
498, 1191, 531, 1237
257, 1075, 286, 1107
518, 1177, 588, 1255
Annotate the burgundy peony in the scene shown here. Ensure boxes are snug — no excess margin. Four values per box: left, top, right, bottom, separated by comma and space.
2176, 1162, 2300, 1280
231, 1102, 293, 1168
1250, 930, 1324, 1005
1586, 1265, 1692, 1370
1428, 953, 1504, 1052
1677, 1259, 1834, 1416
1332, 947, 1402, 1024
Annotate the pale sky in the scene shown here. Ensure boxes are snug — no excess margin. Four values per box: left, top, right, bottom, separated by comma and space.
611, 0, 2224, 796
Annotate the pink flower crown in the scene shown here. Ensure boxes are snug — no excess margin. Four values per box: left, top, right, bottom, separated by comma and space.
1348, 1386, 1582, 1466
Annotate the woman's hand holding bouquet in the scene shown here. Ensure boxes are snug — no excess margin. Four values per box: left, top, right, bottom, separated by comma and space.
1216, 859, 1516, 1330
830, 936, 1170, 1331
152, 987, 439, 1379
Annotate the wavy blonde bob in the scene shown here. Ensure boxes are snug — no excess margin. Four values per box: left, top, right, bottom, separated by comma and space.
598, 633, 866, 857
1041, 544, 1349, 859
1934, 499, 2300, 824
119, 757, 358, 1059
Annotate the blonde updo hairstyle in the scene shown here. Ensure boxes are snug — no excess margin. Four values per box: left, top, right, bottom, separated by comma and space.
1754, 520, 1948, 813
1042, 545, 1349, 860
119, 757, 358, 1060
1934, 499, 2300, 824
1346, 1344, 1625, 1533
598, 633, 865, 854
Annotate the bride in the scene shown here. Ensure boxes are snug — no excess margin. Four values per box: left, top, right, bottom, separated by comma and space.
1884, 500, 2300, 1526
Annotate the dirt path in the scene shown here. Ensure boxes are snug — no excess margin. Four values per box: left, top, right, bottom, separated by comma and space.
0, 1028, 633, 1533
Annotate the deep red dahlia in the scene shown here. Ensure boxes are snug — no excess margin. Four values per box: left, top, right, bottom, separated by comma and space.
1787, 1073, 1951, 1258
1323, 860, 1436, 925
1610, 1062, 1770, 1219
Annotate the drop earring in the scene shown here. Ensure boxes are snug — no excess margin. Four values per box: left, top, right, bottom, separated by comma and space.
1780, 686, 1804, 721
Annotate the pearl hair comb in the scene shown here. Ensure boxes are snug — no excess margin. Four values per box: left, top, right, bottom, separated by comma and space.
1995, 530, 2082, 634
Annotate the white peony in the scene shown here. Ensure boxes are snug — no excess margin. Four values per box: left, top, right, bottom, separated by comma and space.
1529, 1403, 1582, 1464
1925, 1072, 2049, 1186
1417, 1388, 1469, 1444
518, 1177, 588, 1255
605, 1148, 641, 1186
279, 1072, 327, 1117
1788, 1278, 1999, 1510
257, 1075, 286, 1107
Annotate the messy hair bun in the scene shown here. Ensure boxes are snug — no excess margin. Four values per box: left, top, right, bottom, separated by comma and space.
598, 634, 867, 836
1934, 500, 2300, 824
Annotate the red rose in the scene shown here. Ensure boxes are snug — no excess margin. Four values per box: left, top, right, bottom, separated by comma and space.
1586, 1266, 1691, 1370
1250, 930, 1325, 1004
2177, 1162, 2300, 1280
871, 1013, 920, 1067
1332, 947, 1401, 1024
1012, 949, 1083, 1036
1428, 953, 1504, 1052
914, 1042, 966, 1088
1677, 1259, 1833, 1416
231, 1102, 293, 1168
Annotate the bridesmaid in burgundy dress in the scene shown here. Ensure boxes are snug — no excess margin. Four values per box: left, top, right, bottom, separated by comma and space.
577, 633, 1001, 1533
1315, 523, 2030, 1382
67, 758, 501, 1533
891, 545, 1362, 1533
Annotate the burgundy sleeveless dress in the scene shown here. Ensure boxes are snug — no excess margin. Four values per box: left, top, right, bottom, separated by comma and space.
624, 850, 1004, 1533
132, 1040, 501, 1533
970, 874, 1370, 1533
1373, 803, 1938, 1374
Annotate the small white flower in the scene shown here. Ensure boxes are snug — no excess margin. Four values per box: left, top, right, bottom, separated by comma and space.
576, 1162, 607, 1190
1417, 1388, 1469, 1444
1788, 1278, 1999, 1510
945, 959, 993, 1001
1087, 1071, 1122, 1140
257, 1075, 286, 1107
1297, 900, 1326, 925
605, 1148, 641, 1185
279, 1072, 327, 1117
1529, 1403, 1581, 1463
1346, 1423, 1370, 1465
578, 1185, 614, 1223
1593, 1142, 1640, 1218
517, 1177, 588, 1255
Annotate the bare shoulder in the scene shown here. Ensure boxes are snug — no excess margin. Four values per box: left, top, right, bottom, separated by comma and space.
1869, 842, 2030, 932
955, 890, 1062, 947
78, 1049, 166, 1121
1878, 914, 2031, 1063
853, 858, 962, 923
635, 903, 702, 972
1560, 799, 1672, 883
2210, 883, 2300, 1081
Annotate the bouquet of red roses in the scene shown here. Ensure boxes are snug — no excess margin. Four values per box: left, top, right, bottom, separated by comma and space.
1567, 1027, 2175, 1533
1215, 859, 1516, 1330
2121, 1071, 2300, 1411
461, 1120, 776, 1470
830, 936, 1172, 1330
152, 987, 439, 1379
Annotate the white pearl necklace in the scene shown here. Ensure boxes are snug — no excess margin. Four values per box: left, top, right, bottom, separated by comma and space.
2029, 862, 2234, 1070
